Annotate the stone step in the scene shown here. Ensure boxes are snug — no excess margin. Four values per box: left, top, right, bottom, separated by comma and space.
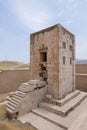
20, 83, 29, 86
18, 112, 64, 130
18, 85, 33, 91
18, 85, 29, 89
18, 86, 28, 90
39, 92, 87, 117
19, 84, 28, 88
14, 93, 25, 98
17, 91, 26, 95
52, 90, 80, 106
13, 95, 22, 100
7, 96, 11, 100
18, 87, 33, 93
12, 97, 20, 103
18, 87, 30, 91
6, 102, 15, 111
7, 97, 19, 105
7, 108, 13, 113
8, 101, 17, 107
39, 102, 65, 117
32, 108, 68, 130
18, 87, 27, 90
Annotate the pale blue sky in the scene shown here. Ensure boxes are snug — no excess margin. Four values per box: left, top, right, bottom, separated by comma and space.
0, 0, 87, 63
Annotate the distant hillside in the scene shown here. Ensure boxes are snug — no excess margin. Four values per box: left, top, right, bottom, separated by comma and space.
76, 59, 87, 64
14, 63, 29, 69
0, 61, 29, 70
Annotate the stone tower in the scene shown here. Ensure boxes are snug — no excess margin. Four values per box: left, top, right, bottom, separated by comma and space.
30, 24, 75, 99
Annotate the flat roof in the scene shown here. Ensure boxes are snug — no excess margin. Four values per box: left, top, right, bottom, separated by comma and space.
30, 24, 74, 36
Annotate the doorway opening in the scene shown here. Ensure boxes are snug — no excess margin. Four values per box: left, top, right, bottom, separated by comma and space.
40, 52, 47, 62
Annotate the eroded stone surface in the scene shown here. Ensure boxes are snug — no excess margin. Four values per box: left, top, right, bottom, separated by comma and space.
6, 80, 47, 118
30, 24, 75, 99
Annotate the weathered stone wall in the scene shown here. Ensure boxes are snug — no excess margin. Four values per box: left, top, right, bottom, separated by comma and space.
76, 64, 87, 91
30, 24, 75, 99
0, 70, 30, 94
76, 64, 87, 74
76, 74, 87, 91
58, 25, 75, 98
30, 25, 59, 99
18, 86, 47, 116
0, 64, 86, 94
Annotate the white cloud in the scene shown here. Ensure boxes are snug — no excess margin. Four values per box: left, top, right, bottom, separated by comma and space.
6, 0, 54, 31
1, 0, 79, 31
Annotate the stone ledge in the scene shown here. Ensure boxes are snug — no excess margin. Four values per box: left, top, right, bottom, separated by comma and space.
39, 92, 87, 117
52, 90, 80, 106
18, 113, 64, 130
32, 108, 68, 130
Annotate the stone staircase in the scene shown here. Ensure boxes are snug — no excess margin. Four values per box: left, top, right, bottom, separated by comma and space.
6, 88, 26, 114
39, 91, 87, 117
6, 80, 46, 118
18, 113, 64, 130
18, 90, 87, 130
